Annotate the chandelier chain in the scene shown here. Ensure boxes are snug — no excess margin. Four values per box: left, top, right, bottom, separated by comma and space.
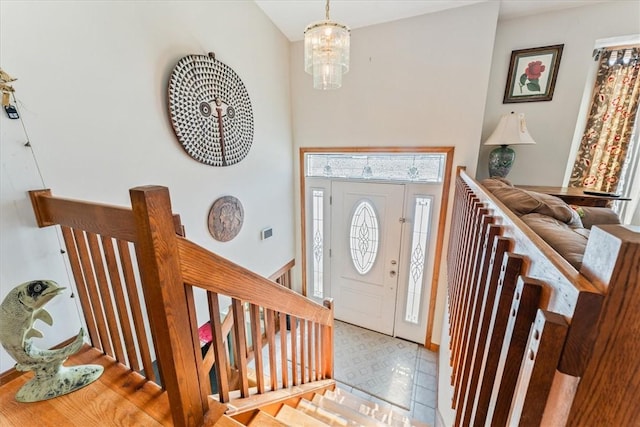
325, 0, 330, 20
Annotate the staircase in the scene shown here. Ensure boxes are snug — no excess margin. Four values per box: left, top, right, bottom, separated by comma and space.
216, 387, 431, 427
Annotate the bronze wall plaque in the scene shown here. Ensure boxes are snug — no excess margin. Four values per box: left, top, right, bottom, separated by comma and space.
208, 196, 244, 242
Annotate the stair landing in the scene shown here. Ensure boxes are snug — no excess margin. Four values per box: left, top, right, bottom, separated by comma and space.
0, 346, 172, 426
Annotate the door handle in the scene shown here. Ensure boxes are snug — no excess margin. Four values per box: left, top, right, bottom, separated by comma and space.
390, 270, 397, 277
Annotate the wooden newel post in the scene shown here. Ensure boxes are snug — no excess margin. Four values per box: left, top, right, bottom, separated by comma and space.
129, 186, 207, 427
566, 225, 640, 426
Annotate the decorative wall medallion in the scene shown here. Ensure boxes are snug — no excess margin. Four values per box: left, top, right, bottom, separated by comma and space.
208, 196, 244, 242
168, 53, 254, 166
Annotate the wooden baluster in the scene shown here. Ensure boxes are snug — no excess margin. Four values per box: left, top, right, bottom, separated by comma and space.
208, 292, 230, 402
451, 204, 487, 378
101, 236, 139, 370
457, 236, 512, 427
231, 298, 249, 398
265, 308, 277, 391
249, 303, 265, 394
470, 253, 524, 426
449, 191, 476, 349
451, 195, 480, 355
315, 322, 321, 381
486, 277, 543, 427
87, 232, 125, 363
448, 182, 467, 337
72, 228, 113, 355
279, 312, 289, 388
452, 222, 498, 415
299, 319, 306, 384
60, 226, 100, 348
453, 212, 492, 395
290, 315, 298, 386
450, 193, 478, 345
307, 319, 314, 383
507, 309, 568, 426
185, 284, 210, 398
447, 179, 465, 305
117, 239, 156, 383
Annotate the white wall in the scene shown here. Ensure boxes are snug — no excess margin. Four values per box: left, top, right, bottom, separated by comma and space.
0, 1, 294, 372
290, 2, 501, 346
477, 1, 640, 185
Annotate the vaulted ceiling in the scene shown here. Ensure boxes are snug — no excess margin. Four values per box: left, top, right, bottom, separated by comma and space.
254, 0, 607, 41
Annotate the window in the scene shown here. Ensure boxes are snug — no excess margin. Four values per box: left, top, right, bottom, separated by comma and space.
349, 200, 379, 275
405, 196, 432, 324
311, 190, 325, 298
306, 153, 445, 183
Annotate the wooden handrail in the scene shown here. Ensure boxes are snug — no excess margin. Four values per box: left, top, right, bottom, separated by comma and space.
177, 238, 332, 325
269, 259, 295, 281
28, 189, 184, 239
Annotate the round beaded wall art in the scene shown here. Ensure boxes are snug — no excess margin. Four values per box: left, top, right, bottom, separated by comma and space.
208, 195, 244, 242
168, 53, 253, 167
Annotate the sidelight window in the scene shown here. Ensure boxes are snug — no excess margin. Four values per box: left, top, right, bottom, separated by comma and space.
311, 190, 325, 298
405, 196, 432, 324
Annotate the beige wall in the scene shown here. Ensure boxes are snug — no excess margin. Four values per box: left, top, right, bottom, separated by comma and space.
0, 1, 295, 372
477, 1, 640, 185
290, 2, 501, 347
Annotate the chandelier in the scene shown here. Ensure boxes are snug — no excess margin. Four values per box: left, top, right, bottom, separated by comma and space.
304, 0, 350, 90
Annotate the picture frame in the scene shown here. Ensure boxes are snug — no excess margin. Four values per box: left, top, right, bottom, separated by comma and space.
503, 44, 564, 103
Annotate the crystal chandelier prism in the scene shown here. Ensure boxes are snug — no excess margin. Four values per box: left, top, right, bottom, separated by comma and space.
304, 0, 350, 90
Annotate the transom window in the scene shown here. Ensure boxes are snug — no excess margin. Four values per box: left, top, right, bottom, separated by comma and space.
305, 153, 445, 183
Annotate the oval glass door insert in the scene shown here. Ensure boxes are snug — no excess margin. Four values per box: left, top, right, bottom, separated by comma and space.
349, 200, 379, 275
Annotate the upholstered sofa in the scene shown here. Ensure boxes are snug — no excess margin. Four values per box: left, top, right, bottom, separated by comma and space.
481, 177, 620, 269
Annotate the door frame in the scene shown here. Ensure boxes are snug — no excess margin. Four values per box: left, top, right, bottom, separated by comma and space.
299, 146, 455, 350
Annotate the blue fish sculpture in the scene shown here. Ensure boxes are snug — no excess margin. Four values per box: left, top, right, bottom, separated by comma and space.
0, 280, 103, 402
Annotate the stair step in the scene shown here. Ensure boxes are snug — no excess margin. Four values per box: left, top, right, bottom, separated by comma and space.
324, 389, 387, 419
296, 398, 350, 426
311, 394, 389, 427
275, 403, 330, 427
325, 389, 430, 427
325, 389, 407, 426
247, 410, 288, 426
213, 414, 245, 426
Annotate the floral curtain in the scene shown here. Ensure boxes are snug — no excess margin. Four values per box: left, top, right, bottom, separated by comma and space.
569, 46, 640, 192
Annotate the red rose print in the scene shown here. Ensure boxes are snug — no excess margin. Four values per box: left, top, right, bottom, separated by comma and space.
525, 61, 546, 80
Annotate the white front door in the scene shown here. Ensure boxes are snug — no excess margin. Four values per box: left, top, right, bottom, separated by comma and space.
330, 181, 405, 335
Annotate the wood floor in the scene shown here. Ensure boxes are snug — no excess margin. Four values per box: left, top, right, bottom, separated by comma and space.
0, 345, 172, 426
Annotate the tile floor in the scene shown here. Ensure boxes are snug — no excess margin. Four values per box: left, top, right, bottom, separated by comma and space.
335, 344, 438, 426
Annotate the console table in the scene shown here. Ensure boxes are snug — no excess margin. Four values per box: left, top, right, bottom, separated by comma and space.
516, 185, 631, 207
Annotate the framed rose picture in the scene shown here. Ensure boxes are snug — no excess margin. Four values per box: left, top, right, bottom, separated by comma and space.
503, 44, 564, 103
